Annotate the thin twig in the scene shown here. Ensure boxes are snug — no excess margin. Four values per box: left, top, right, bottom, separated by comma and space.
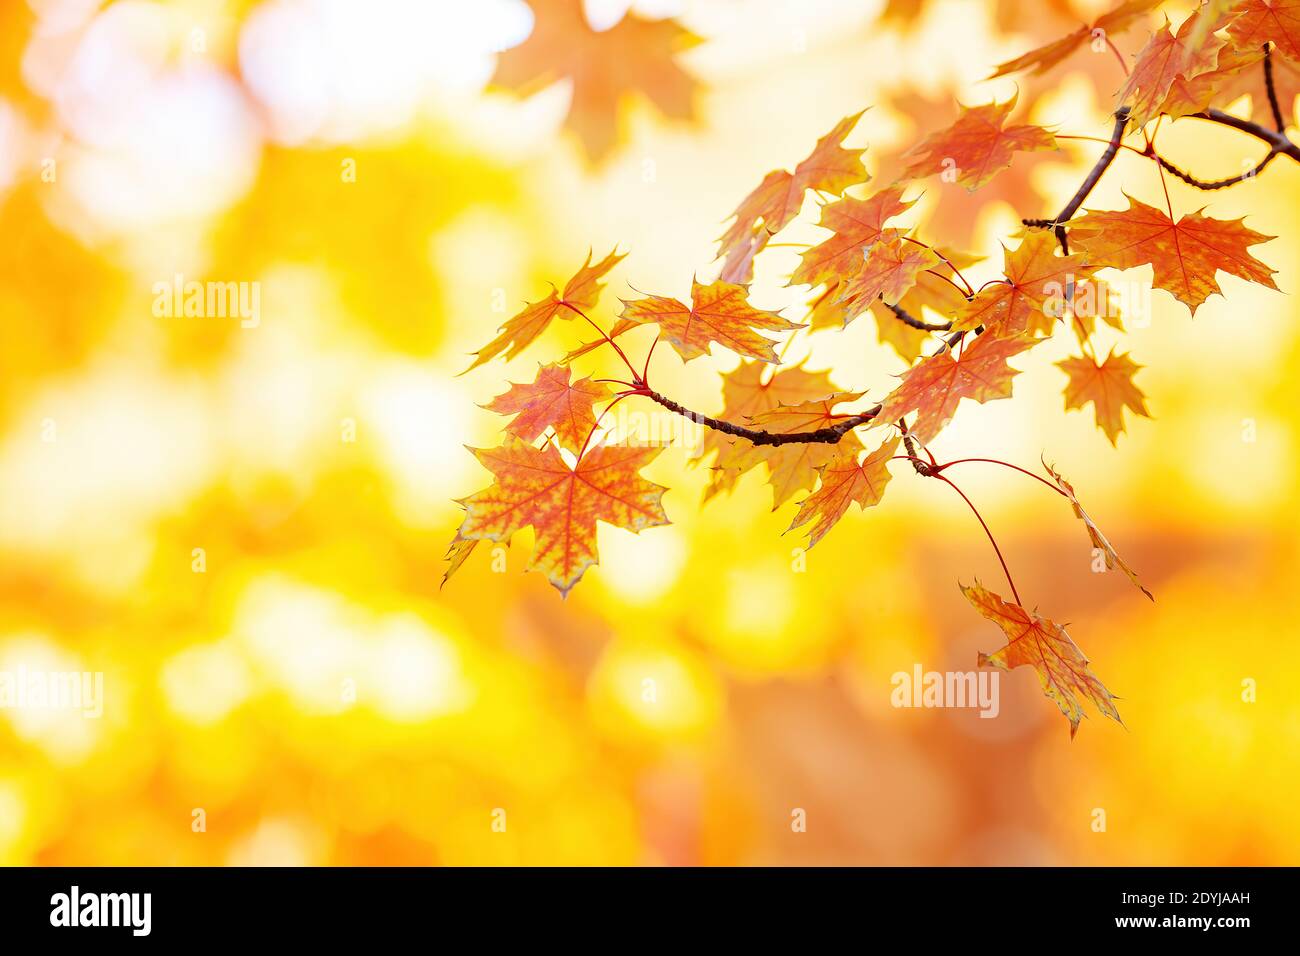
1263, 43, 1286, 133
643, 388, 880, 446
1191, 109, 1300, 162
1023, 107, 1131, 254
639, 68, 1300, 453
1155, 151, 1279, 190
884, 300, 951, 332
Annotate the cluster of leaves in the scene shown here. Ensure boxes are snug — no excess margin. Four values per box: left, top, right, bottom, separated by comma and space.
453, 0, 1297, 736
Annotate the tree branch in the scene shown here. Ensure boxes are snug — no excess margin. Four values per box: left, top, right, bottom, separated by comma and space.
643, 388, 880, 445
1191, 109, 1300, 162
1155, 150, 1279, 190
1263, 43, 1286, 133
639, 71, 1300, 456
1023, 107, 1130, 253
883, 300, 951, 332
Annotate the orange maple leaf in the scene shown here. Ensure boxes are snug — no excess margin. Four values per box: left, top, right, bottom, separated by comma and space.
760, 439, 864, 511
902, 94, 1057, 191
1044, 460, 1153, 600
456, 437, 669, 596
1068, 195, 1278, 314
491, 0, 701, 163
747, 391, 867, 432
877, 333, 1035, 444
702, 362, 841, 501
787, 438, 900, 547
989, 0, 1162, 78
718, 113, 868, 283
442, 534, 480, 589
465, 249, 624, 371
1226, 0, 1300, 64
964, 581, 1123, 738
484, 363, 612, 456
1067, 275, 1127, 345
614, 279, 802, 363
1156, 45, 1266, 117
952, 232, 1096, 336
790, 185, 915, 289
837, 237, 940, 317
744, 392, 869, 509
1117, 14, 1226, 125
1057, 348, 1151, 445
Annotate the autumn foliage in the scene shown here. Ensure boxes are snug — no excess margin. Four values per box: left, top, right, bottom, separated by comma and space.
452, 0, 1297, 737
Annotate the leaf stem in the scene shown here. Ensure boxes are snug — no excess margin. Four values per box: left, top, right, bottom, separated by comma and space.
561, 302, 642, 383
932, 472, 1023, 605
930, 457, 1069, 498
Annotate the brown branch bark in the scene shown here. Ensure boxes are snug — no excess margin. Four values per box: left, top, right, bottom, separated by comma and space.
884, 300, 951, 332
1191, 109, 1300, 162
1155, 150, 1279, 190
1263, 43, 1287, 133
1023, 107, 1130, 254
643, 388, 880, 445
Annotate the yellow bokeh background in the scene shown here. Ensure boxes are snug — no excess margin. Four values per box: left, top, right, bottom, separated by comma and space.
1, 0, 1297, 865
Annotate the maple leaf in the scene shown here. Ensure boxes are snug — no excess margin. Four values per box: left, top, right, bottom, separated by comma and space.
1057, 348, 1151, 445
484, 363, 612, 456
878, 88, 1057, 248
745, 392, 870, 509
837, 237, 940, 317
1044, 461, 1153, 599
1226, 0, 1300, 64
456, 437, 669, 596
747, 392, 867, 432
868, 299, 937, 361
1117, 14, 1226, 126
807, 284, 857, 332
1067, 275, 1127, 344
614, 279, 802, 363
465, 249, 624, 371
1156, 45, 1266, 117
787, 438, 900, 547
953, 232, 1097, 337
963, 581, 1123, 738
442, 534, 480, 588
1068, 194, 1278, 313
764, 435, 865, 511
901, 94, 1057, 191
989, 0, 1162, 78
718, 112, 869, 283
877, 333, 1035, 444
790, 186, 915, 289
1183, 0, 1248, 58
491, 0, 701, 163
701, 362, 840, 501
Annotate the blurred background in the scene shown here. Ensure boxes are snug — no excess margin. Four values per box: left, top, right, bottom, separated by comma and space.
0, 0, 1297, 865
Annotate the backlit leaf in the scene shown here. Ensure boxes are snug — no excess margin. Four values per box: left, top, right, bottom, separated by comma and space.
1057, 348, 1151, 445
456, 437, 670, 596
964, 581, 1123, 738
484, 363, 613, 456
1068, 195, 1277, 314
902, 94, 1056, 191
718, 112, 869, 283
787, 438, 900, 547
877, 333, 1034, 444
